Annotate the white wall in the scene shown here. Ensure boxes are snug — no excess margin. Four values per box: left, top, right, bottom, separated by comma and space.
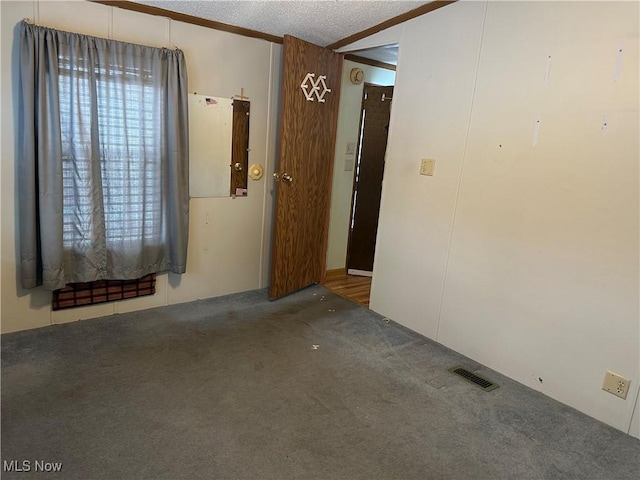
344, 1, 639, 437
326, 60, 395, 270
0, 1, 280, 332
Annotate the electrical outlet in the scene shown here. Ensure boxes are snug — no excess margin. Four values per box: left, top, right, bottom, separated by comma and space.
420, 158, 435, 176
602, 371, 631, 399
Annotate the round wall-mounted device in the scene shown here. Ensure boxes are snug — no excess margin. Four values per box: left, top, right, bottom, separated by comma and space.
350, 67, 364, 85
249, 163, 264, 180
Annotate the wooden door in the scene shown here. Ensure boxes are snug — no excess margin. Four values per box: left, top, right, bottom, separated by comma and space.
230, 99, 250, 196
269, 35, 343, 300
347, 84, 393, 273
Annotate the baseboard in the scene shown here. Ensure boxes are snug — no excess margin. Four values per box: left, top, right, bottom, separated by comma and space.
325, 268, 346, 280
347, 269, 373, 277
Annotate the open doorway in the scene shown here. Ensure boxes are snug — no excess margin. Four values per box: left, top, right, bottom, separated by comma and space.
324, 44, 397, 307
347, 83, 393, 276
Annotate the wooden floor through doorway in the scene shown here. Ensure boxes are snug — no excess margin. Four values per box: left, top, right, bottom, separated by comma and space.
324, 269, 372, 308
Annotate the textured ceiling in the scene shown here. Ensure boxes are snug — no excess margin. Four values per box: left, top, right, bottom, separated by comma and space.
132, 0, 429, 47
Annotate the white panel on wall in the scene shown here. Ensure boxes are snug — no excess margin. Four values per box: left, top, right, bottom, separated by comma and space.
37, 0, 110, 37
171, 20, 273, 100
359, 0, 639, 434
165, 20, 273, 305
1, 0, 277, 332
369, 0, 487, 339
1, 1, 62, 333
111, 5, 168, 46
167, 198, 264, 304
188, 94, 233, 198
51, 302, 115, 325
437, 0, 639, 433
630, 391, 640, 439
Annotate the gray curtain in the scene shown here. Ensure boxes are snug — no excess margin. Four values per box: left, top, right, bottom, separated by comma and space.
18, 21, 189, 291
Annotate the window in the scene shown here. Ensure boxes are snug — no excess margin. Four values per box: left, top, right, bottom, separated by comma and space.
18, 22, 189, 292
58, 53, 163, 252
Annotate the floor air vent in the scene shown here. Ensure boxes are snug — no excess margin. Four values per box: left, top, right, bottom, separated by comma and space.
448, 366, 499, 392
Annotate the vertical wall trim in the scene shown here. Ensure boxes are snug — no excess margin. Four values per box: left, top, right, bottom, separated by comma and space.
107, 5, 113, 39
258, 42, 276, 288
166, 15, 172, 48
434, 0, 489, 341
626, 377, 640, 434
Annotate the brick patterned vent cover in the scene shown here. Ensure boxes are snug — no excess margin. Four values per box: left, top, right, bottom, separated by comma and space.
52, 274, 156, 311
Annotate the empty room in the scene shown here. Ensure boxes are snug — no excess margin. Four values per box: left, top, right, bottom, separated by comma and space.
1, 1, 639, 478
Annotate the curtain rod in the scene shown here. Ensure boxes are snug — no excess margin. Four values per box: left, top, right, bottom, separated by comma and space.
20, 17, 180, 50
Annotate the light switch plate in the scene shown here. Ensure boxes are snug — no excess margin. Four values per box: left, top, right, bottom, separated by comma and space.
420, 158, 435, 176
602, 371, 630, 399
346, 142, 356, 156
344, 158, 354, 172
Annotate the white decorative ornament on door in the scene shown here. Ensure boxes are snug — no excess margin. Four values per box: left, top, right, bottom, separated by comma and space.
300, 73, 332, 102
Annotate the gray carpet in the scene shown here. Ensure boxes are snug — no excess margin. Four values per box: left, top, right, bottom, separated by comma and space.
2, 285, 639, 480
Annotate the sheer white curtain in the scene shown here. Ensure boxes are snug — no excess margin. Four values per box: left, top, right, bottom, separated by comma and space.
17, 21, 189, 291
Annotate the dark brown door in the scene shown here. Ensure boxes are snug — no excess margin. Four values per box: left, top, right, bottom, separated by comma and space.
269, 35, 343, 300
230, 99, 250, 196
347, 84, 393, 273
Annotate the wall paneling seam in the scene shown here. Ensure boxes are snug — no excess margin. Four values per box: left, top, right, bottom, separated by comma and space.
434, 0, 488, 342
259, 42, 276, 288
107, 5, 112, 40
166, 15, 172, 49
625, 375, 640, 434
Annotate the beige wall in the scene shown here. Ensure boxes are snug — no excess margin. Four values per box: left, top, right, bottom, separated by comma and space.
342, 1, 639, 437
326, 60, 395, 271
0, 1, 281, 332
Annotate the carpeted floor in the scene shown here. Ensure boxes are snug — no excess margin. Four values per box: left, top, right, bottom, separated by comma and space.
2, 285, 639, 479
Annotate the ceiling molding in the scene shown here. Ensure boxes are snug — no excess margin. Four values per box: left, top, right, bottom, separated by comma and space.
89, 1, 284, 44
327, 0, 457, 51
344, 54, 396, 72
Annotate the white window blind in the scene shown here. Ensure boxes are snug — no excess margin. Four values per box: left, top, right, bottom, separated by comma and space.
58, 54, 163, 252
